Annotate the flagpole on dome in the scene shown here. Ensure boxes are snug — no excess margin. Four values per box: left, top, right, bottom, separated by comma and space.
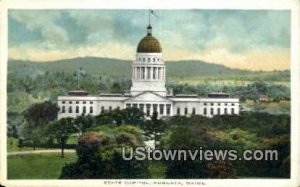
148, 9, 151, 25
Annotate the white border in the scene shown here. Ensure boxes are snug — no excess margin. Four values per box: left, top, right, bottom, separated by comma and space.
0, 0, 299, 187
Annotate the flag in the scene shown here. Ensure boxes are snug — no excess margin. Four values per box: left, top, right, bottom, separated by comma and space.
150, 9, 158, 17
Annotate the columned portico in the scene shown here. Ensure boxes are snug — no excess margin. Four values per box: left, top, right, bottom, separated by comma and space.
124, 101, 172, 117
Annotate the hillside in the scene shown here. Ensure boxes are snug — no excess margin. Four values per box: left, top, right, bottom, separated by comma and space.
8, 57, 290, 81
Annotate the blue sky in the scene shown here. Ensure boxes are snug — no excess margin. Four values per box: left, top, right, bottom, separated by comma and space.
8, 9, 290, 71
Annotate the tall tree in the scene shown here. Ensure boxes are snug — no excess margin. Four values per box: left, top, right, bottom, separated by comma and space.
23, 100, 59, 128
74, 114, 94, 135
48, 117, 78, 157
142, 111, 167, 148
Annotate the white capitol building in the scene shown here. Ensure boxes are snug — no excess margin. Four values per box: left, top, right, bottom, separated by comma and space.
57, 24, 239, 119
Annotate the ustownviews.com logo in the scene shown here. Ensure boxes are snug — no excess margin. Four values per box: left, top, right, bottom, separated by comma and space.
121, 147, 278, 161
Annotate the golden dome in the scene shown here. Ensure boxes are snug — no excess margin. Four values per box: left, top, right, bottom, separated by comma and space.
137, 25, 162, 53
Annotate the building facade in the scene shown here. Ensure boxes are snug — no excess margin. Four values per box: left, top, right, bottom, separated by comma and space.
57, 24, 239, 119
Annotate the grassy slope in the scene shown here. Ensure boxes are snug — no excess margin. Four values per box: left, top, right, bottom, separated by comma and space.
7, 153, 77, 179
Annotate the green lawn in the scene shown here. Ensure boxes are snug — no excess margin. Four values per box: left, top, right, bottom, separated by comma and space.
7, 153, 77, 179
7, 136, 79, 152
7, 152, 166, 179
7, 137, 46, 152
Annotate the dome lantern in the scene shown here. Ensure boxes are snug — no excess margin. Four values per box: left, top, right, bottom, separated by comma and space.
137, 25, 162, 53
147, 24, 152, 36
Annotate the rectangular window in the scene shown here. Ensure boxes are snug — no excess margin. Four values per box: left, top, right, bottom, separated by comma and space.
153, 67, 156, 79
225, 103, 228, 106
224, 108, 228, 115
90, 101, 93, 104
146, 104, 151, 115
166, 104, 171, 115
101, 106, 104, 112
148, 58, 151, 62
211, 103, 214, 106
83, 106, 86, 114
159, 104, 164, 115
147, 67, 151, 79
109, 106, 112, 111
210, 108, 214, 115
139, 104, 144, 112
126, 104, 131, 108
231, 108, 234, 114
217, 108, 220, 115
142, 67, 145, 79
184, 108, 188, 115
76, 106, 79, 113
204, 103, 207, 106
69, 106, 72, 113
83, 101, 86, 104
62, 101, 65, 104
117, 106, 120, 110
62, 106, 65, 113
69, 101, 72, 104
204, 108, 207, 115
137, 68, 140, 79
133, 104, 138, 108
76, 101, 79, 104
218, 103, 221, 106
192, 108, 196, 115
153, 104, 158, 113
177, 107, 180, 115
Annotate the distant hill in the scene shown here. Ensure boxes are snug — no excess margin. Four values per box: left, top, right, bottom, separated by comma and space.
8, 57, 289, 81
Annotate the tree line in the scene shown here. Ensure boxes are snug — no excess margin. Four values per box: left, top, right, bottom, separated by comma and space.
9, 100, 290, 179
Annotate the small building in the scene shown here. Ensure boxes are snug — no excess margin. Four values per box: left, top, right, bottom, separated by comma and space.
259, 95, 269, 102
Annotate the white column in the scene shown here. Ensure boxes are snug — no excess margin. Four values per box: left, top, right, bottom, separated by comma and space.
139, 67, 142, 80
143, 103, 146, 114
163, 104, 167, 116
145, 66, 148, 80
136, 67, 138, 80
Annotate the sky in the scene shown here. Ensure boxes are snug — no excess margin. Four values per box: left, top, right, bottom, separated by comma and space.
8, 9, 290, 71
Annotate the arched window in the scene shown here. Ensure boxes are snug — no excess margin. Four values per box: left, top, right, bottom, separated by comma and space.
68, 106, 72, 113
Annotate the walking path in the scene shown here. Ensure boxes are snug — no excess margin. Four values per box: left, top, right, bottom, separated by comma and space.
7, 149, 76, 155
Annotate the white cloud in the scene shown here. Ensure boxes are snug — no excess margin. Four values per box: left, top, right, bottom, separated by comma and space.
10, 10, 69, 45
